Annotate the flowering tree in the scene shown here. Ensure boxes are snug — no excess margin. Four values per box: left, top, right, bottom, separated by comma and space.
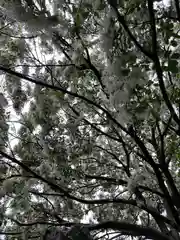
0, 0, 180, 239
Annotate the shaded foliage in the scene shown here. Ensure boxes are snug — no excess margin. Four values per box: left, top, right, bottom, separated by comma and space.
0, 0, 180, 240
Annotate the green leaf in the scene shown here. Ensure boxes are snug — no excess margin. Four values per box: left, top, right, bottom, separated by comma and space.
75, 12, 84, 27
122, 69, 130, 76
172, 33, 180, 39
51, 90, 64, 99
171, 40, 178, 47
81, 11, 89, 20
167, 59, 179, 73
162, 66, 169, 72
171, 53, 180, 59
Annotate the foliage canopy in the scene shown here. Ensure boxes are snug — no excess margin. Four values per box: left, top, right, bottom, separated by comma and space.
0, 0, 180, 240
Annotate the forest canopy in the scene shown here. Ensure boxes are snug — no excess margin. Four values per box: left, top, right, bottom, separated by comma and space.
0, 0, 180, 240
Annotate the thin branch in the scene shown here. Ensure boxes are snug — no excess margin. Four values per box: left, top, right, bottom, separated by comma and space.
4, 64, 76, 68
84, 174, 164, 198
147, 0, 180, 129
107, 0, 154, 60
132, 130, 180, 225
68, 104, 121, 142
174, 0, 180, 21
7, 217, 64, 227
0, 65, 128, 134
0, 31, 38, 39
94, 145, 126, 168
29, 190, 64, 197
1, 148, 177, 230
0, 231, 22, 236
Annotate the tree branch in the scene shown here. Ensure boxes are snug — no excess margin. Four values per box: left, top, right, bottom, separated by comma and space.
147, 0, 180, 130
0, 65, 128, 134
1, 150, 177, 231
107, 0, 154, 60
174, 0, 180, 21
0, 231, 22, 236
84, 174, 164, 198
88, 221, 170, 240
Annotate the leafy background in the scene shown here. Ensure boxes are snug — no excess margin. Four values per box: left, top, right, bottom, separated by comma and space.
0, 0, 180, 240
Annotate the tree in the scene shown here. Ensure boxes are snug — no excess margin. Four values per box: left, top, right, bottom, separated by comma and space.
0, 0, 180, 239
